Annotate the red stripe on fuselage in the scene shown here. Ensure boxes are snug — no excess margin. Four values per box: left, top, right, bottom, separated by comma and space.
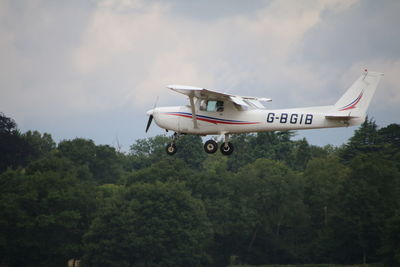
166, 113, 259, 125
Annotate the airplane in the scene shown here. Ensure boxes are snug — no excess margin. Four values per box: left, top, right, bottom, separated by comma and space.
145, 70, 383, 155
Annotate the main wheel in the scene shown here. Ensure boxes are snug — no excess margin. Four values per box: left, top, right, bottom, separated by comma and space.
220, 142, 234, 155
204, 140, 218, 154
166, 143, 177, 155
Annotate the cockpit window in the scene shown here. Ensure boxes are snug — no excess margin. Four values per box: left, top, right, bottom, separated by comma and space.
216, 101, 224, 112
200, 100, 224, 112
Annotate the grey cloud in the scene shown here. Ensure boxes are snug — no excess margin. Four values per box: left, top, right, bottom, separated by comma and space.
0, 0, 398, 148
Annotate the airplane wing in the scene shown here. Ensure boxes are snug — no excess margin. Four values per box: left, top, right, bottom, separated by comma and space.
167, 84, 271, 109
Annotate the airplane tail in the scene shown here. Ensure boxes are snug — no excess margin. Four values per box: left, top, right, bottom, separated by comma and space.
327, 70, 383, 121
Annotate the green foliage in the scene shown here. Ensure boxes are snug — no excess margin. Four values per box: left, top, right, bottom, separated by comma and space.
340, 118, 382, 162
232, 159, 309, 264
1, 113, 400, 267
175, 135, 207, 168
302, 156, 349, 261
21, 130, 56, 162
0, 168, 97, 266
58, 138, 97, 165
128, 135, 206, 170
129, 135, 170, 169
378, 123, 400, 148
58, 138, 124, 184
124, 158, 194, 186
328, 153, 399, 264
91, 145, 124, 184
0, 113, 30, 171
82, 182, 212, 267
227, 131, 307, 172
380, 209, 400, 266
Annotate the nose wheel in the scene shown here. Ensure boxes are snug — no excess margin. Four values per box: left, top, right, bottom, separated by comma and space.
166, 143, 177, 155
166, 132, 179, 156
204, 140, 218, 154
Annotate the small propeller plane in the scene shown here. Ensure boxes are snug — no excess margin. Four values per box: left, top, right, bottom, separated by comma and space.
146, 70, 383, 155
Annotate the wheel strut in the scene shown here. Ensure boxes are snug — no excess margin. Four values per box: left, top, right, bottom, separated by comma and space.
220, 133, 234, 155
165, 132, 180, 155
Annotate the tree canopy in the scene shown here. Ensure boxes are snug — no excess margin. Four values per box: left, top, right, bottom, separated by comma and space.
1, 112, 399, 267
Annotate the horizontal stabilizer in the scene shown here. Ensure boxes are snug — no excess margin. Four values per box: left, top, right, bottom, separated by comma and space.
325, 112, 361, 120
325, 114, 360, 120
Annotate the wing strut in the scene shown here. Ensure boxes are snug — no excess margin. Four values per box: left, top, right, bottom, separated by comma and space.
189, 96, 198, 128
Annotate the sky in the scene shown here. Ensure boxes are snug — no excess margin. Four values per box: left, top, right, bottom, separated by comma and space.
1, 0, 399, 151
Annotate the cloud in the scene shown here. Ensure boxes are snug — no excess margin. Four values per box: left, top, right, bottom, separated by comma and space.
72, 0, 360, 110
2, 0, 398, 147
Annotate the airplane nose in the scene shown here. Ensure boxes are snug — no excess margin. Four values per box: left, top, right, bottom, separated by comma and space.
146, 109, 154, 116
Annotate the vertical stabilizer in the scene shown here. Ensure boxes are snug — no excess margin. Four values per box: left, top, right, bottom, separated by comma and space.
333, 70, 383, 118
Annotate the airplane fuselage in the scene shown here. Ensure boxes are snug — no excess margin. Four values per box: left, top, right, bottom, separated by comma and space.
152, 102, 363, 136
145, 71, 382, 155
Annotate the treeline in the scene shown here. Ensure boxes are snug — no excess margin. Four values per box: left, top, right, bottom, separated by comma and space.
0, 112, 399, 267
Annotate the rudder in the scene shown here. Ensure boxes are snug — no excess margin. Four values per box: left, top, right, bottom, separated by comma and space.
334, 70, 383, 118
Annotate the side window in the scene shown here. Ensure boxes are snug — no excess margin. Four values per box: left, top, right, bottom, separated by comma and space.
201, 100, 224, 112
216, 101, 224, 112
204, 100, 224, 112
206, 101, 217, 112
200, 100, 207, 111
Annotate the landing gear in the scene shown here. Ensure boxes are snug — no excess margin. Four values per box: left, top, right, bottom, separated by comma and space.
220, 133, 234, 155
220, 142, 234, 155
166, 132, 179, 156
164, 133, 235, 155
204, 140, 218, 154
166, 143, 177, 155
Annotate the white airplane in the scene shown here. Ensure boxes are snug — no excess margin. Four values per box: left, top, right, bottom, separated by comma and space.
146, 70, 383, 155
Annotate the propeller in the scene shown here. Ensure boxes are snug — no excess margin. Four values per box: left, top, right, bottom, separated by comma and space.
145, 114, 153, 133
145, 97, 158, 133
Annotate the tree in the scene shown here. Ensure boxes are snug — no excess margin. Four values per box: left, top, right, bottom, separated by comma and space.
381, 209, 400, 266
378, 124, 400, 167
331, 153, 399, 264
226, 133, 257, 172
302, 155, 349, 262
124, 158, 193, 185
290, 138, 311, 171
175, 135, 207, 169
224, 159, 308, 265
0, 113, 30, 172
58, 138, 96, 166
58, 139, 124, 184
82, 182, 212, 267
26, 154, 92, 181
129, 135, 170, 170
91, 145, 124, 184
189, 153, 234, 266
21, 130, 56, 162
252, 131, 296, 162
226, 131, 297, 172
378, 123, 400, 148
340, 118, 382, 162
0, 167, 97, 267
0, 113, 56, 172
